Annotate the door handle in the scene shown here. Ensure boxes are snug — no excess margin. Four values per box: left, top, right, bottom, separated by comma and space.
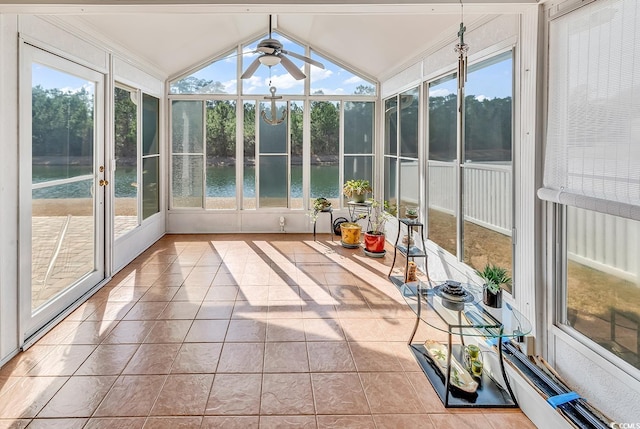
99, 180, 109, 186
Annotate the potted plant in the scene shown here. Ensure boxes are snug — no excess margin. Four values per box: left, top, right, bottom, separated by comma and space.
405, 207, 418, 220
340, 221, 362, 248
363, 199, 392, 256
308, 197, 332, 222
475, 263, 511, 308
343, 179, 372, 203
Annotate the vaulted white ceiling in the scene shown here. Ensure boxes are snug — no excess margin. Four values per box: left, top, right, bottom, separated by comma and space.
17, 2, 538, 81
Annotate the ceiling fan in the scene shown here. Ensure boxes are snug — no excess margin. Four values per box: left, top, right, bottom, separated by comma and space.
241, 15, 325, 81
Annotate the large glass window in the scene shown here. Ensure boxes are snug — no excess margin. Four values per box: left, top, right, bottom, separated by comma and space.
258, 101, 288, 208
344, 101, 374, 195
142, 94, 160, 219
206, 100, 237, 210
169, 33, 376, 214
428, 74, 458, 256
114, 85, 139, 238
310, 100, 340, 207
564, 207, 640, 370
426, 51, 514, 291
462, 52, 513, 289
384, 88, 419, 217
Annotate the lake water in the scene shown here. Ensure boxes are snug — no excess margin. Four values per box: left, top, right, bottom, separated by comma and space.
32, 165, 340, 199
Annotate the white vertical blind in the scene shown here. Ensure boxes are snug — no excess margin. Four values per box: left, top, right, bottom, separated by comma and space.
538, 0, 640, 220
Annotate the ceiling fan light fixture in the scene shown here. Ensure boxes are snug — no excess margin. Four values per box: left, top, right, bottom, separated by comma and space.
259, 54, 281, 67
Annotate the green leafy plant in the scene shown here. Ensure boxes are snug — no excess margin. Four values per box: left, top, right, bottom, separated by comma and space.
367, 199, 392, 235
342, 179, 372, 199
475, 263, 511, 294
307, 197, 332, 223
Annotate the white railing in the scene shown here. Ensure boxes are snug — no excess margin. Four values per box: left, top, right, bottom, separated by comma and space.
567, 207, 639, 284
428, 161, 512, 235
427, 161, 639, 283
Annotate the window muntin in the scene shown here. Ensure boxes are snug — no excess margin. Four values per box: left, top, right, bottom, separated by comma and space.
564, 206, 640, 370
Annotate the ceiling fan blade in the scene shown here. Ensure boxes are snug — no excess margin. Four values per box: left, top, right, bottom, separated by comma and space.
241, 57, 261, 79
281, 50, 325, 69
279, 55, 306, 80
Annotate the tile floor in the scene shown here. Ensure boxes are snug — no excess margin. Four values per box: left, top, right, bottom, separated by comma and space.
0, 234, 537, 428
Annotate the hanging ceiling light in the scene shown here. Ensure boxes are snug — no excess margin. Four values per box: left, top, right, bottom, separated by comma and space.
258, 54, 281, 67
455, 0, 469, 90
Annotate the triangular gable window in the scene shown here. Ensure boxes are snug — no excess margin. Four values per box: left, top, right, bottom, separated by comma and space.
170, 52, 237, 95
310, 51, 376, 96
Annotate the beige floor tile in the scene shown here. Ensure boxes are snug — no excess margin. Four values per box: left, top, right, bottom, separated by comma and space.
75, 344, 139, 376
260, 373, 315, 415
264, 342, 309, 373
37, 321, 83, 345
301, 302, 338, 319
105, 286, 148, 302
171, 343, 222, 374
231, 301, 268, 320
103, 320, 156, 344
201, 416, 259, 429
303, 319, 345, 341
0, 419, 30, 429
150, 374, 213, 415
216, 343, 264, 373
143, 416, 203, 429
122, 302, 169, 321
268, 301, 303, 319
211, 272, 240, 286
307, 342, 356, 372
0, 345, 56, 377
406, 371, 448, 413
184, 319, 229, 342
348, 342, 403, 372
57, 320, 117, 344
204, 286, 239, 301
93, 375, 166, 417
38, 376, 116, 417
316, 415, 375, 429
267, 318, 306, 342
26, 418, 87, 429
268, 285, 301, 301
259, 415, 317, 429
374, 414, 435, 429
485, 412, 537, 429
139, 287, 179, 302
359, 372, 424, 414
27, 345, 96, 376
143, 320, 192, 343
172, 286, 209, 302
0, 376, 68, 418
428, 413, 492, 428
311, 373, 370, 415
157, 301, 200, 320
225, 319, 266, 342
85, 301, 136, 321
205, 373, 262, 415
84, 417, 145, 429
196, 301, 234, 319
235, 285, 270, 302
122, 344, 181, 375
339, 319, 385, 342
335, 301, 374, 319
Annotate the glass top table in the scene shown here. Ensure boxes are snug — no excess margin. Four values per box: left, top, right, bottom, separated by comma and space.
390, 276, 532, 408
396, 279, 532, 338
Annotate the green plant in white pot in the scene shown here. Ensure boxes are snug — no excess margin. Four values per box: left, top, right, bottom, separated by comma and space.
343, 179, 372, 203
475, 263, 511, 308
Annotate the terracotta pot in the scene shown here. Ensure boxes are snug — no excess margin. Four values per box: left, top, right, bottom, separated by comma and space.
364, 231, 386, 253
340, 222, 362, 248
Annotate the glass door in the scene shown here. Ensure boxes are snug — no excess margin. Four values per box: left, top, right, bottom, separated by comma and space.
20, 45, 105, 339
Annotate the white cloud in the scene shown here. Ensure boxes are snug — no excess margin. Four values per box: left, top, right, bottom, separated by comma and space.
344, 75, 363, 85
311, 87, 346, 95
475, 94, 488, 101
270, 70, 304, 90
60, 83, 94, 95
310, 66, 333, 82
430, 88, 451, 97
